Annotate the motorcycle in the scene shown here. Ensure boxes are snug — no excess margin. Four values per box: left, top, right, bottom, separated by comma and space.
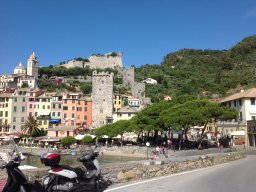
40, 145, 108, 192
0, 138, 45, 192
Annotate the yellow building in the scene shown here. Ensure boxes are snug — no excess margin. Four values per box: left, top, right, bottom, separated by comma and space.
0, 93, 13, 133
35, 93, 52, 129
113, 94, 128, 112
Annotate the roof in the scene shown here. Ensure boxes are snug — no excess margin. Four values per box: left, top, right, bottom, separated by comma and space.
220, 88, 256, 103
0, 93, 13, 98
117, 106, 138, 113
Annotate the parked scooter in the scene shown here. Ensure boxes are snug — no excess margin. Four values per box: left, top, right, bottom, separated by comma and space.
40, 145, 108, 192
0, 139, 45, 192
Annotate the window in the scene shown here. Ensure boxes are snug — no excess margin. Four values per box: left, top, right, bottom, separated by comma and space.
77, 115, 80, 119
22, 106, 25, 112
39, 120, 42, 125
64, 114, 67, 118
13, 117, 16, 122
72, 114, 75, 118
239, 99, 242, 106
72, 106, 75, 110
100, 108, 103, 113
5, 103, 8, 107
84, 116, 87, 120
77, 107, 82, 111
0, 111, 2, 117
128, 114, 131, 117
84, 107, 87, 111
29, 104, 32, 108
57, 112, 61, 117
14, 106, 17, 112
52, 112, 55, 117
14, 97, 17, 102
64, 100, 67, 104
43, 105, 45, 109
72, 100, 75, 104
53, 104, 56, 109
59, 104, 61, 109
21, 117, 25, 123
35, 112, 37, 116
251, 98, 255, 105
63, 106, 68, 110
84, 101, 87, 105
252, 116, 256, 120
234, 100, 237, 107
44, 120, 47, 125
239, 112, 243, 121
29, 112, 32, 117
13, 125, 15, 130
47, 105, 50, 109
22, 97, 25, 102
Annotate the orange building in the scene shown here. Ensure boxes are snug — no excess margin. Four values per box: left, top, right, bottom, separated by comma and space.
62, 92, 92, 128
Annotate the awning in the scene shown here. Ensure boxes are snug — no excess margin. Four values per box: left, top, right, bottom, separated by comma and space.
75, 134, 96, 140
38, 112, 50, 116
49, 119, 61, 123
229, 130, 245, 136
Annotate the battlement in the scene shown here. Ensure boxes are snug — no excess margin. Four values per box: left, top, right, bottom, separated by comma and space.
92, 70, 114, 77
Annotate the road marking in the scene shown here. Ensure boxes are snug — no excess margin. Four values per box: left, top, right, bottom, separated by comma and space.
104, 164, 227, 192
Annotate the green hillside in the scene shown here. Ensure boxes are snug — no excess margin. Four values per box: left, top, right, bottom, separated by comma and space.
135, 35, 256, 102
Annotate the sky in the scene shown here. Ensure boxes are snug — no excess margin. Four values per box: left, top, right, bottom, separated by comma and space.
0, 0, 256, 75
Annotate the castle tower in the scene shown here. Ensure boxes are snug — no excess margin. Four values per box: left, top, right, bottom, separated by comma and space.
27, 52, 39, 78
91, 71, 114, 129
122, 67, 135, 87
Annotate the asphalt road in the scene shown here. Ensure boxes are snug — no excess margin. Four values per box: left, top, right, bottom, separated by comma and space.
105, 155, 256, 192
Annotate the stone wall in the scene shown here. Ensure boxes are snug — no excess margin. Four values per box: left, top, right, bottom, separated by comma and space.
21, 151, 245, 184
101, 151, 246, 184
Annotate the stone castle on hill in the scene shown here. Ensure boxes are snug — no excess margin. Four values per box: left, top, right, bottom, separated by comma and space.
57, 51, 123, 69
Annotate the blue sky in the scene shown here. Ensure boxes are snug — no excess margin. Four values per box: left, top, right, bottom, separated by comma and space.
0, 0, 255, 75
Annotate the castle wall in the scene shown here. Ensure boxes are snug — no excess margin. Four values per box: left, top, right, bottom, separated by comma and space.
56, 52, 123, 69
122, 67, 135, 87
91, 71, 114, 128
131, 82, 145, 102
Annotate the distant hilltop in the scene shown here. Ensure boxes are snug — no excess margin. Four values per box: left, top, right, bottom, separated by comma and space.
56, 51, 123, 69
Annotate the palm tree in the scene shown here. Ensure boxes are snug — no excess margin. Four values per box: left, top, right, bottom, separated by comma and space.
22, 116, 41, 137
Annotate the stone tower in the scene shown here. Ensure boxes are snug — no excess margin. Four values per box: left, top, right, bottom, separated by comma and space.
27, 52, 39, 78
91, 71, 114, 129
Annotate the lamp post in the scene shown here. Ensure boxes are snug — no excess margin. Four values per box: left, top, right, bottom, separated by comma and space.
146, 142, 150, 160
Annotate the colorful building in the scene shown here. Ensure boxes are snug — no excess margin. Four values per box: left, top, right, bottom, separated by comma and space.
10, 88, 28, 132
62, 92, 92, 128
0, 93, 13, 134
49, 92, 63, 128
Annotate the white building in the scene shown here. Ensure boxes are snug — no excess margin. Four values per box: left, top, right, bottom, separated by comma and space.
142, 78, 157, 85
218, 88, 256, 146
113, 106, 138, 123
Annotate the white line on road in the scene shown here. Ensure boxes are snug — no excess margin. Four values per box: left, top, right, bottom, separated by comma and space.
104, 163, 228, 192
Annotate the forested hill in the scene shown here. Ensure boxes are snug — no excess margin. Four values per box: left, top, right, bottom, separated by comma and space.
135, 35, 256, 102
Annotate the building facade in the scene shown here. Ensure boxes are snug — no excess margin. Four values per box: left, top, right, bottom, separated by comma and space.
218, 88, 256, 145
0, 93, 13, 133
10, 89, 28, 132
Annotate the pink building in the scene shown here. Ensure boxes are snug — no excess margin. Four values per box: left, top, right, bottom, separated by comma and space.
26, 89, 44, 117
47, 126, 77, 138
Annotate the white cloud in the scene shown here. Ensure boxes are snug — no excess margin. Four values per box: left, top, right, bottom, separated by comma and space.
245, 7, 256, 18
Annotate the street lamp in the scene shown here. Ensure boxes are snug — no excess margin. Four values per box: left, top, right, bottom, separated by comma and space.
146, 142, 150, 160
